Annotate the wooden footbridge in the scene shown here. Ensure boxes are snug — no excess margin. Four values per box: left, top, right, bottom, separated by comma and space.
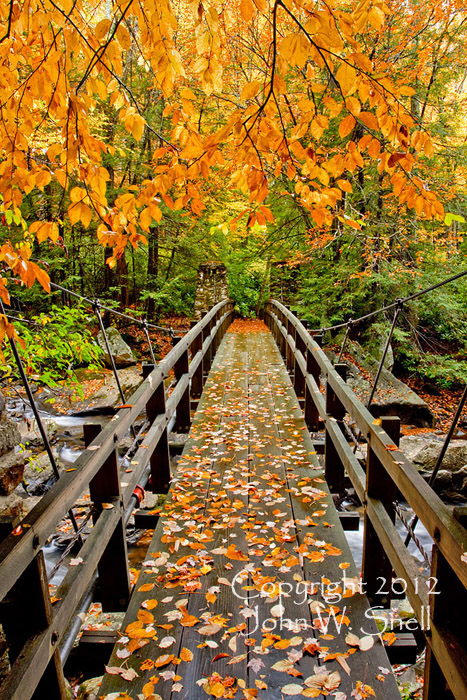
0, 299, 466, 700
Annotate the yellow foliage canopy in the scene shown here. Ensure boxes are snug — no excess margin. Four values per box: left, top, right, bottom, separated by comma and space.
0, 0, 450, 297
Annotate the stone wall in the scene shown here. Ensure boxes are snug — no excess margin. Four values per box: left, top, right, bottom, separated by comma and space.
193, 262, 229, 320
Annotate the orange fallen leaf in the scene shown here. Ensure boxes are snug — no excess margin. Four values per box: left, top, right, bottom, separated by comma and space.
138, 583, 155, 592
179, 606, 199, 627
180, 647, 193, 662
154, 653, 174, 668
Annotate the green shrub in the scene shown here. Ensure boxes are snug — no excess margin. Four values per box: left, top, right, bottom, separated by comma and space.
2, 304, 104, 387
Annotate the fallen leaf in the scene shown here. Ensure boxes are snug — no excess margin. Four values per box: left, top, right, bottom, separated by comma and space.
180, 647, 193, 662
359, 635, 374, 651
198, 623, 223, 635
154, 654, 175, 668
281, 683, 304, 695
138, 583, 155, 592
160, 636, 176, 648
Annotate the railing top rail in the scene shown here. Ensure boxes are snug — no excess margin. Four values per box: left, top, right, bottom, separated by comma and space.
0, 300, 233, 601
266, 299, 467, 590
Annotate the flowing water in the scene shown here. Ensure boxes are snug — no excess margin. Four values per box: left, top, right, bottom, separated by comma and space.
342, 504, 433, 572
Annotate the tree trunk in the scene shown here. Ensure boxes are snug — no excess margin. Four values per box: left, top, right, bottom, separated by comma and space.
146, 227, 159, 319
117, 253, 129, 308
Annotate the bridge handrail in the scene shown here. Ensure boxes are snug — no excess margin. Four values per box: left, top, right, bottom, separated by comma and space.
266, 299, 467, 586
0, 299, 234, 700
265, 299, 467, 700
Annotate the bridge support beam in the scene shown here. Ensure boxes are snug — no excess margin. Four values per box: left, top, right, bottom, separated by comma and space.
324, 363, 347, 496
174, 347, 191, 433
0, 524, 66, 700
362, 416, 400, 608
304, 340, 322, 433
190, 323, 203, 399
294, 319, 306, 397
84, 423, 130, 612
145, 384, 171, 494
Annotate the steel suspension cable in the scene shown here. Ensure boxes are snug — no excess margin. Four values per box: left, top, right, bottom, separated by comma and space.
48, 281, 180, 334
304, 268, 467, 334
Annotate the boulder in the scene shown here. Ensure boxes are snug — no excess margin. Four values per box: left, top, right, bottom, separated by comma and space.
0, 452, 25, 495
330, 341, 434, 427
400, 435, 467, 473
22, 451, 58, 495
399, 435, 467, 499
69, 366, 144, 415
19, 417, 60, 449
0, 399, 25, 498
0, 492, 25, 519
0, 416, 21, 457
97, 327, 136, 368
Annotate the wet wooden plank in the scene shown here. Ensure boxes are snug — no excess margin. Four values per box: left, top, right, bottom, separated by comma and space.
263, 334, 401, 698
99, 324, 401, 700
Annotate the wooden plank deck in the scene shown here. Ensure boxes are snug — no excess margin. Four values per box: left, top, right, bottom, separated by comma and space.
99, 322, 401, 700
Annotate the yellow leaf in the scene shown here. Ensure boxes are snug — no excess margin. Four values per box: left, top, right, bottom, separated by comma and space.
95, 18, 111, 41
68, 203, 81, 226
339, 114, 356, 139
240, 80, 261, 102
208, 681, 225, 698
33, 264, 50, 292
55, 169, 68, 189
399, 85, 416, 97
149, 203, 162, 222
132, 114, 145, 141
336, 62, 358, 96
368, 138, 381, 158
358, 112, 379, 130
337, 179, 352, 193
240, 0, 254, 22
180, 88, 196, 100
116, 24, 132, 50
140, 207, 152, 231
154, 653, 174, 668
369, 6, 385, 31
79, 203, 92, 228
345, 96, 361, 115
180, 647, 193, 662
142, 682, 155, 698
70, 187, 85, 203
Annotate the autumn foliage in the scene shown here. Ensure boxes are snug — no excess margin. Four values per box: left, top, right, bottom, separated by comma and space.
0, 0, 462, 340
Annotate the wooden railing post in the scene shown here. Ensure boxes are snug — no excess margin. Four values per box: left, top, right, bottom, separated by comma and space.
0, 525, 67, 699
278, 310, 286, 359
210, 311, 219, 358
294, 321, 306, 398
84, 422, 130, 612
190, 324, 203, 400
83, 423, 130, 612
423, 507, 466, 700
174, 343, 191, 433
362, 416, 400, 608
145, 384, 171, 494
203, 319, 213, 376
324, 363, 347, 495
285, 314, 296, 375
305, 347, 321, 432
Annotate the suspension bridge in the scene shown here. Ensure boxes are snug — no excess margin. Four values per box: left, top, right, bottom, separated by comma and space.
0, 290, 466, 700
